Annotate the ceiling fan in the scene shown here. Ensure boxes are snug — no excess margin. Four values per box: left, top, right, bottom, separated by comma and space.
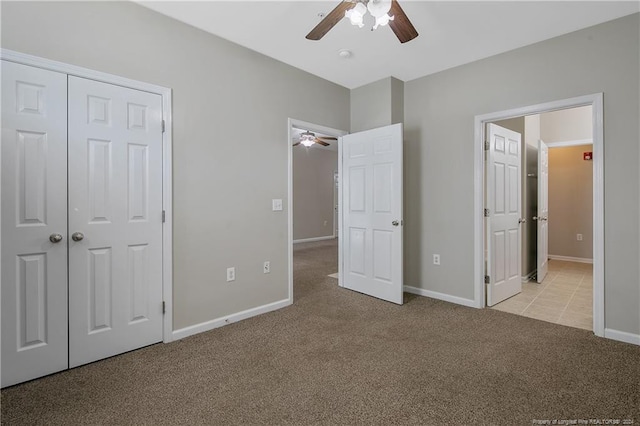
306, 0, 418, 44
293, 131, 337, 147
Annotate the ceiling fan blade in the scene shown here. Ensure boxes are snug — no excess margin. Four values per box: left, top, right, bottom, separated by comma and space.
306, 1, 356, 41
293, 142, 301, 147
317, 136, 338, 141
315, 139, 330, 146
388, 0, 419, 44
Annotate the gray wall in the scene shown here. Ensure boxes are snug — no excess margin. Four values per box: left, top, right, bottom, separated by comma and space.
351, 77, 404, 132
1, 1, 350, 330
541, 106, 593, 143
404, 14, 639, 335
293, 148, 337, 241
548, 145, 594, 259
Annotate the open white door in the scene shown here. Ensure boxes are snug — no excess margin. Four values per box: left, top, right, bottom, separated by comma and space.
486, 124, 522, 306
536, 139, 549, 283
341, 124, 403, 304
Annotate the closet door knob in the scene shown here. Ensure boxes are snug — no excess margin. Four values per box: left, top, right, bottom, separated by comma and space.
71, 232, 84, 242
49, 233, 63, 243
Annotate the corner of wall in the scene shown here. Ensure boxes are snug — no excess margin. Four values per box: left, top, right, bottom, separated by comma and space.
390, 77, 404, 125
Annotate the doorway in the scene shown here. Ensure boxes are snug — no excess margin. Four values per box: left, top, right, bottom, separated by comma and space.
487, 106, 594, 330
287, 119, 347, 301
474, 94, 604, 336
287, 121, 405, 305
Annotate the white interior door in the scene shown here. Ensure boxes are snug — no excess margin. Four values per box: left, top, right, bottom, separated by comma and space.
68, 76, 164, 368
1, 61, 69, 387
486, 123, 522, 306
537, 139, 549, 283
341, 123, 403, 304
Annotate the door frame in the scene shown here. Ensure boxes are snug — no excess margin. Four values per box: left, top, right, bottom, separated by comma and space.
287, 118, 348, 301
0, 49, 175, 343
473, 93, 604, 337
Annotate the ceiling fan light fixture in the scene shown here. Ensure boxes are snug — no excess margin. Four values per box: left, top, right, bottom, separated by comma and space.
373, 13, 394, 29
300, 132, 316, 147
345, 3, 366, 28
367, 0, 392, 18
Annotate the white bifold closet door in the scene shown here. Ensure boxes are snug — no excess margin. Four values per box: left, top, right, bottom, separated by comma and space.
1, 61, 69, 387
1, 61, 164, 387
67, 76, 164, 368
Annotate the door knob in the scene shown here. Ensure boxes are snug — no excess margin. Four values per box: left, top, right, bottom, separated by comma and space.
392, 220, 399, 227
71, 232, 84, 242
518, 218, 526, 224
49, 233, 63, 243
533, 216, 538, 221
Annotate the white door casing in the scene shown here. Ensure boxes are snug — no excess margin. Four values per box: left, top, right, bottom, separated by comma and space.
537, 139, 549, 283
341, 123, 403, 304
1, 61, 69, 387
334, 171, 339, 237
67, 76, 164, 368
486, 123, 522, 306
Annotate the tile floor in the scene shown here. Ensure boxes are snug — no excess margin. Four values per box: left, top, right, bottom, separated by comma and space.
491, 260, 593, 330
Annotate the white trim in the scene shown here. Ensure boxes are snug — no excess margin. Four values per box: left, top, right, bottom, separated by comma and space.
604, 329, 640, 346
546, 138, 593, 148
293, 235, 336, 244
548, 255, 593, 264
1, 49, 167, 96
474, 93, 605, 337
288, 119, 348, 300
161, 86, 174, 343
1, 49, 175, 343
172, 299, 292, 341
338, 136, 344, 288
521, 270, 536, 282
404, 286, 477, 308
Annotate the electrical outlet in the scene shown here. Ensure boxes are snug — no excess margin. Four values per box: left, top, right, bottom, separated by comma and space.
323, 220, 328, 226
272, 199, 283, 211
226, 267, 235, 282
433, 254, 440, 265
577, 234, 583, 241
263, 261, 270, 274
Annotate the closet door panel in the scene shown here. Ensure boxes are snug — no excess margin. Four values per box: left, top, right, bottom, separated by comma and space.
1, 61, 68, 387
68, 76, 164, 368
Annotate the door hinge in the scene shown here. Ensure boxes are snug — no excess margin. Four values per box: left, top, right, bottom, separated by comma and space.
484, 208, 490, 217
162, 301, 166, 314
162, 210, 166, 223
485, 275, 490, 284
161, 120, 166, 133
484, 140, 490, 151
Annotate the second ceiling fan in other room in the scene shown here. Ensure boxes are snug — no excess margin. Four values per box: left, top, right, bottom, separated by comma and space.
306, 0, 418, 44
293, 131, 337, 147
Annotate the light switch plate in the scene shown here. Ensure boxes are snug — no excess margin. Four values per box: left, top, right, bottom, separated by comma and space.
272, 199, 283, 211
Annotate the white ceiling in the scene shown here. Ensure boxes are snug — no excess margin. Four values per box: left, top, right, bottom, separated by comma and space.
138, 1, 639, 89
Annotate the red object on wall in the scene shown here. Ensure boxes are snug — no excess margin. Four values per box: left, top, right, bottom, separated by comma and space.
584, 152, 593, 160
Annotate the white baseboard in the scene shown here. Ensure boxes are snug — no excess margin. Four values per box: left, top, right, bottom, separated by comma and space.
172, 298, 291, 341
548, 255, 593, 264
604, 328, 640, 346
293, 235, 335, 244
522, 270, 536, 282
404, 286, 477, 308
